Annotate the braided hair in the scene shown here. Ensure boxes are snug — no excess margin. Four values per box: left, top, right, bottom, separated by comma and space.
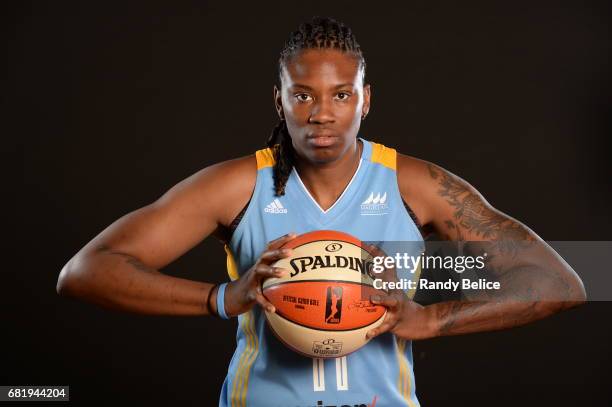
266, 16, 366, 196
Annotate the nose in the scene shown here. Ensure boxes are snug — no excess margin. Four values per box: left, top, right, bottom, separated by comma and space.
308, 98, 335, 124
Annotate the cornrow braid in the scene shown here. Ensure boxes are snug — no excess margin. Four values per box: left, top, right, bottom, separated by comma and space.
268, 16, 366, 196
266, 119, 294, 196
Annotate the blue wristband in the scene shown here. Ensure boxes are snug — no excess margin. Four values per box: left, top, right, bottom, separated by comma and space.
216, 282, 230, 319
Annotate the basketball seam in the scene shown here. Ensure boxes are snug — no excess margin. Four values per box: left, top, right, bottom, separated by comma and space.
266, 308, 386, 332
284, 238, 367, 250
263, 279, 380, 290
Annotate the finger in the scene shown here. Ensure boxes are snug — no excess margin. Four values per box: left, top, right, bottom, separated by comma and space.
260, 248, 293, 264
364, 243, 388, 258
267, 232, 298, 251
366, 313, 398, 339
254, 264, 289, 279
370, 294, 399, 308
254, 292, 276, 313
365, 244, 398, 282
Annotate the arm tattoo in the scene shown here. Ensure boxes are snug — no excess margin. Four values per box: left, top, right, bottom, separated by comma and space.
443, 219, 465, 242
427, 163, 533, 256
437, 300, 543, 336
424, 165, 580, 335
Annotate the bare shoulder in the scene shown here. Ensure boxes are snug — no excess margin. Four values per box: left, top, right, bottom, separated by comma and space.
167, 154, 257, 227
397, 152, 522, 240
74, 154, 258, 270
397, 152, 484, 201
397, 153, 466, 190
186, 154, 256, 192
396, 152, 434, 189
396, 152, 475, 228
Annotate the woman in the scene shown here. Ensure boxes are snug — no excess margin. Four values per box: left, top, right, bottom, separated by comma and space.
57, 17, 585, 407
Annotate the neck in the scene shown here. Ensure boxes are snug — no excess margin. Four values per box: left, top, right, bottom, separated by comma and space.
293, 139, 362, 211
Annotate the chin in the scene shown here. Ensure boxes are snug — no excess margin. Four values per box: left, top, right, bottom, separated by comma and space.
302, 147, 339, 164
293, 134, 357, 165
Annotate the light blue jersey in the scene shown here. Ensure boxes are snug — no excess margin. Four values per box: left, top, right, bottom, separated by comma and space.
220, 138, 424, 407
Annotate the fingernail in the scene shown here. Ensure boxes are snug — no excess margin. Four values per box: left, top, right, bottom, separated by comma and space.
371, 295, 381, 303
268, 305, 276, 313
282, 248, 293, 256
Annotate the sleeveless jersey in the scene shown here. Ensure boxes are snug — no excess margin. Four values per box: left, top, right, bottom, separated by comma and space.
220, 138, 424, 407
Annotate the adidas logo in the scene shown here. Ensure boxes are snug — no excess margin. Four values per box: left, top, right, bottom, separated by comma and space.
360, 192, 389, 216
264, 198, 288, 214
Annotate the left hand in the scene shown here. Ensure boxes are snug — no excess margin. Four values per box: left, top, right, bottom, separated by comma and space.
364, 243, 436, 341
366, 291, 435, 341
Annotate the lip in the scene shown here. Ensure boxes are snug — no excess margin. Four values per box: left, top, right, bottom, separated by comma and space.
306, 133, 339, 147
308, 129, 337, 137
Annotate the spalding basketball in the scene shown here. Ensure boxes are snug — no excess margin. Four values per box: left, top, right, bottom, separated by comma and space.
262, 230, 386, 358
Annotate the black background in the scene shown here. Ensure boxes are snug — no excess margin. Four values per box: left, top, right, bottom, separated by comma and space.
8, 0, 612, 406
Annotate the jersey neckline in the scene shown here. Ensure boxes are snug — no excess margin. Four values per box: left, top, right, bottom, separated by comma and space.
287, 138, 371, 223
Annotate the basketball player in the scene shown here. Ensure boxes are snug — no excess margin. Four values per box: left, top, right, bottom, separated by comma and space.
56, 17, 586, 407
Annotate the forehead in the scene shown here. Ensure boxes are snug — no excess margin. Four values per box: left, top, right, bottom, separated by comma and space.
281, 49, 363, 88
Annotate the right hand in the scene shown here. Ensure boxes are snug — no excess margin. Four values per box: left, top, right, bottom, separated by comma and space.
223, 232, 297, 317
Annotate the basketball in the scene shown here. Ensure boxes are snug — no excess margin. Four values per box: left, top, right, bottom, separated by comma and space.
262, 230, 386, 358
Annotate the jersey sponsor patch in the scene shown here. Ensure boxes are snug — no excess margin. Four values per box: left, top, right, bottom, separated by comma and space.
360, 192, 389, 216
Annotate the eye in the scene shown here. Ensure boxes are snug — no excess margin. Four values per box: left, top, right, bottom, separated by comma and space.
335, 92, 351, 101
294, 93, 312, 102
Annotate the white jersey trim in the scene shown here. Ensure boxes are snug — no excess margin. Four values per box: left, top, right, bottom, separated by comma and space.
292, 158, 363, 215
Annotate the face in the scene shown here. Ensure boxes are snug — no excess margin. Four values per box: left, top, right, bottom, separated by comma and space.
274, 49, 371, 164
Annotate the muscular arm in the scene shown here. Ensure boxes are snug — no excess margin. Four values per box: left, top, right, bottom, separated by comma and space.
397, 155, 586, 338
56, 155, 256, 316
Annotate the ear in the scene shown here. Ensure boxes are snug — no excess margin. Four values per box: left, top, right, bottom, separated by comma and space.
273, 85, 284, 120
362, 83, 371, 119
